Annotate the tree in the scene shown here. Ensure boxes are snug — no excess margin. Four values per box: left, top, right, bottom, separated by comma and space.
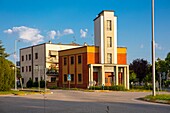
130, 59, 150, 82
129, 70, 137, 83
0, 40, 9, 58
165, 52, 170, 70
0, 57, 15, 91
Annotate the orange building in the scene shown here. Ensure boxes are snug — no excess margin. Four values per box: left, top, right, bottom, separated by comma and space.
59, 10, 129, 89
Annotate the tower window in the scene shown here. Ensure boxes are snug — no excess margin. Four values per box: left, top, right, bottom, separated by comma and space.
71, 56, 74, 65
64, 57, 67, 65
107, 37, 112, 47
35, 53, 38, 59
107, 53, 112, 64
78, 55, 81, 64
107, 20, 112, 31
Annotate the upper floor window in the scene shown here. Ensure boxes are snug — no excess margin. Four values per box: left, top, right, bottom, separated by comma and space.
26, 55, 27, 61
64, 57, 67, 65
26, 66, 28, 72
71, 56, 74, 65
22, 66, 24, 72
29, 54, 31, 60
35, 53, 38, 59
29, 66, 31, 72
107, 20, 112, 31
107, 53, 112, 64
22, 56, 24, 61
107, 37, 112, 47
78, 55, 81, 64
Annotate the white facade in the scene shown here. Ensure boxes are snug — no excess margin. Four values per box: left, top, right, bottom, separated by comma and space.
20, 42, 81, 87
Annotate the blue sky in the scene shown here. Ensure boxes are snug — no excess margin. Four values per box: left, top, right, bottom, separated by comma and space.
0, 0, 170, 64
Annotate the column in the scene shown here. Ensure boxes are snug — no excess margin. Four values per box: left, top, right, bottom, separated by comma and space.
126, 65, 129, 90
90, 65, 93, 86
116, 66, 118, 85
101, 65, 105, 86
124, 67, 127, 88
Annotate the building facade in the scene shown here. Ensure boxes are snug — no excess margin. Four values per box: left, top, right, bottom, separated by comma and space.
59, 10, 129, 89
20, 42, 80, 87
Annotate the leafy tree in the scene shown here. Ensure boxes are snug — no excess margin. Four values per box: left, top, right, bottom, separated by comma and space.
129, 70, 137, 83
165, 52, 170, 70
130, 59, 150, 82
0, 40, 9, 58
0, 57, 15, 91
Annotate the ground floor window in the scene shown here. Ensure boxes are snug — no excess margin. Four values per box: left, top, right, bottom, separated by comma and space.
35, 77, 38, 82
51, 77, 56, 82
64, 74, 67, 82
78, 74, 82, 82
71, 74, 74, 82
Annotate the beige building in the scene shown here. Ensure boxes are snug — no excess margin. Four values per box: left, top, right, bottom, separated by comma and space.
20, 42, 81, 87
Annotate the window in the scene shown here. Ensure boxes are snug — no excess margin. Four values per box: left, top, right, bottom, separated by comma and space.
51, 77, 56, 82
71, 56, 74, 65
64, 74, 67, 82
71, 74, 74, 82
29, 54, 31, 60
26, 66, 28, 72
22, 56, 24, 61
78, 55, 81, 64
35, 77, 38, 82
64, 57, 67, 65
26, 55, 27, 61
78, 74, 82, 82
107, 20, 112, 31
107, 37, 112, 47
22, 78, 24, 84
22, 67, 24, 72
35, 53, 38, 59
105, 78, 108, 83
107, 53, 112, 64
29, 66, 31, 72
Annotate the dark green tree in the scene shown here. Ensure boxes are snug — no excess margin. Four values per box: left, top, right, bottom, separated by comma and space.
129, 59, 150, 82
0, 40, 9, 58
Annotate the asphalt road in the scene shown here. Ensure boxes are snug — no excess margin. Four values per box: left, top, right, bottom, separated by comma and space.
0, 90, 170, 113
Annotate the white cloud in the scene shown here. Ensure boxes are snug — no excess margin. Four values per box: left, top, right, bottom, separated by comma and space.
80, 29, 88, 38
63, 29, 74, 35
155, 43, 163, 50
140, 44, 144, 49
4, 29, 13, 34
48, 29, 74, 39
48, 30, 56, 39
4, 26, 44, 45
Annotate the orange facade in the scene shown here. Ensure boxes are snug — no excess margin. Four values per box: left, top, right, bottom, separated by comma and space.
117, 47, 127, 65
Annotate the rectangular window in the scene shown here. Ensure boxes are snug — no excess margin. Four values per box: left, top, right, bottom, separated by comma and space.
64, 57, 67, 65
78, 55, 81, 64
26, 55, 27, 61
29, 66, 31, 72
35, 53, 38, 59
51, 77, 56, 82
22, 66, 24, 72
107, 53, 112, 64
35, 77, 38, 82
29, 54, 31, 60
26, 66, 28, 72
22, 56, 24, 61
71, 56, 74, 65
71, 74, 74, 82
22, 78, 24, 84
107, 20, 112, 31
78, 74, 82, 82
64, 74, 67, 82
107, 37, 112, 47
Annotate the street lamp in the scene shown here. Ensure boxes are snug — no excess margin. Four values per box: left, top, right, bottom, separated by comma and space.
151, 0, 156, 96
14, 39, 21, 90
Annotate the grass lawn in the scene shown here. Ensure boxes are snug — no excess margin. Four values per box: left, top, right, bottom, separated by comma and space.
0, 90, 44, 96
143, 94, 170, 104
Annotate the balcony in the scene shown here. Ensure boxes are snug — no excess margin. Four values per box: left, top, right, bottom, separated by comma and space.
46, 57, 58, 63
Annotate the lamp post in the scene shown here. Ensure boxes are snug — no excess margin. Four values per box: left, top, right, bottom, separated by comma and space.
151, 0, 156, 96
14, 39, 21, 90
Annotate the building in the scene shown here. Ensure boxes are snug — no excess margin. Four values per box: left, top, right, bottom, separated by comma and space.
59, 10, 129, 89
20, 42, 80, 87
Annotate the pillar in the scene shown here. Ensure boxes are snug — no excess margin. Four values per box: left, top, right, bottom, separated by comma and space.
126, 65, 129, 90
101, 65, 105, 86
116, 66, 118, 85
124, 67, 127, 88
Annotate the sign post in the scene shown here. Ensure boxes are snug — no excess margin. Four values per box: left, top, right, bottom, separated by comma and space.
67, 74, 71, 89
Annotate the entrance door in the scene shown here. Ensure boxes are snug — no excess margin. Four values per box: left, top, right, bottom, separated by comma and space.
93, 72, 98, 85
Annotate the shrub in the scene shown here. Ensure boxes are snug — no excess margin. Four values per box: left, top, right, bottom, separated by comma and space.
33, 81, 38, 87
110, 85, 126, 91
89, 85, 126, 91
40, 80, 45, 88
49, 86, 58, 89
26, 79, 33, 88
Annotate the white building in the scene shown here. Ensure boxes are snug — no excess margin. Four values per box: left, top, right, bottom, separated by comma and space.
20, 41, 81, 87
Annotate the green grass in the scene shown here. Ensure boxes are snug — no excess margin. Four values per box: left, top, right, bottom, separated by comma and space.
0, 90, 43, 95
143, 94, 170, 104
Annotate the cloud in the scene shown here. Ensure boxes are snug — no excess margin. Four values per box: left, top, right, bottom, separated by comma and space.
155, 43, 163, 50
48, 30, 56, 39
140, 44, 144, 49
4, 26, 44, 45
47, 29, 74, 39
80, 29, 88, 38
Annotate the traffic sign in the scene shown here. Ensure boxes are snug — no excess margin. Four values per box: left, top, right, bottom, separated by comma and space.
67, 74, 71, 81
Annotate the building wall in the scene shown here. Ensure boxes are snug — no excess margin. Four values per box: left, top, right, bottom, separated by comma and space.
59, 46, 99, 88
117, 47, 127, 64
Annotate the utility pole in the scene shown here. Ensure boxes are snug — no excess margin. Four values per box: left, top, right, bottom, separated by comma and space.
152, 0, 156, 96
